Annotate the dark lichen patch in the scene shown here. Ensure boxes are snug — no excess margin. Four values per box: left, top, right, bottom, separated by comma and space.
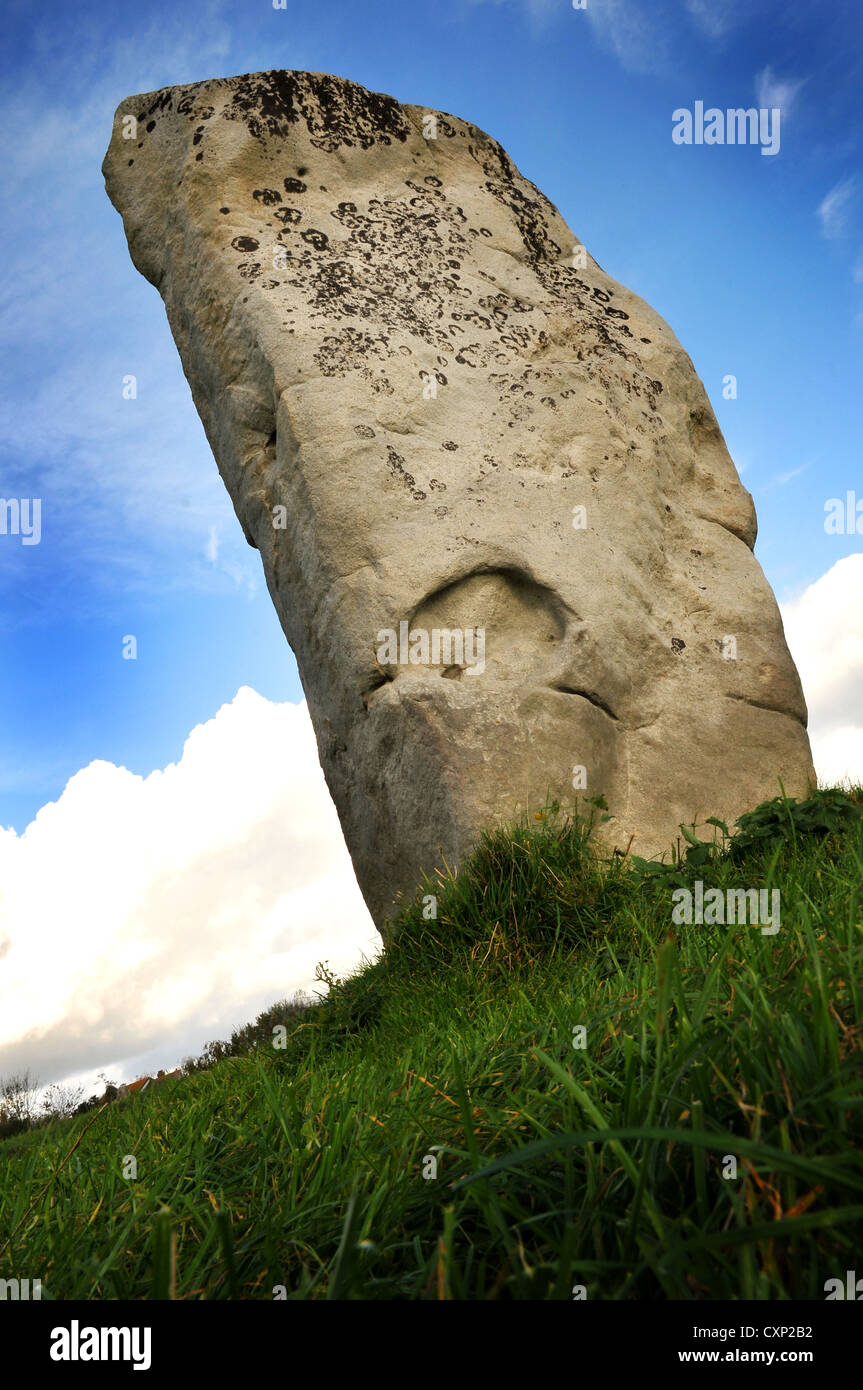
355, 424, 376, 439
223, 70, 411, 151
454, 344, 484, 367
145, 87, 176, 118
148, 71, 664, 433
480, 289, 532, 319
484, 178, 561, 265
315, 326, 396, 378
386, 445, 426, 501
309, 259, 361, 307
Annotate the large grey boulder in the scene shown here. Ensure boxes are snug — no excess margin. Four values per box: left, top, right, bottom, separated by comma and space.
103, 70, 815, 933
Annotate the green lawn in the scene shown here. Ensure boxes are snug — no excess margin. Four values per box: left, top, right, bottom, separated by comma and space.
2, 789, 862, 1300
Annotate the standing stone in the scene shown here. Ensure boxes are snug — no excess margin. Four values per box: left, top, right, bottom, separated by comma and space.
103, 70, 815, 933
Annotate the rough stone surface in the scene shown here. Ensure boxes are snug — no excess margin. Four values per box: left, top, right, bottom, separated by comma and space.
103, 70, 815, 933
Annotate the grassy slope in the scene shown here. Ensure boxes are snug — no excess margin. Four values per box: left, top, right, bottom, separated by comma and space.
1, 791, 862, 1300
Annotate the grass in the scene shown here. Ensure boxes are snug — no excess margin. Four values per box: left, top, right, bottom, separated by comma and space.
1, 787, 862, 1300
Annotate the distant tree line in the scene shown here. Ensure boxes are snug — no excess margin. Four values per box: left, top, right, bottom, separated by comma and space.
0, 989, 315, 1141
178, 990, 314, 1075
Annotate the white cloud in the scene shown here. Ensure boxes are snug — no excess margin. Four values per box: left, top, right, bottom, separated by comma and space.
685, 0, 744, 40
584, 0, 661, 72
206, 525, 221, 566
817, 177, 858, 239
781, 555, 863, 786
466, 0, 667, 68
755, 65, 806, 116
775, 464, 806, 486
759, 461, 809, 491
684, 0, 723, 38
0, 689, 378, 1090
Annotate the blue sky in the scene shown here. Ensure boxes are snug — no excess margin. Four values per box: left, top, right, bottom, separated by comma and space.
1, 0, 862, 1089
